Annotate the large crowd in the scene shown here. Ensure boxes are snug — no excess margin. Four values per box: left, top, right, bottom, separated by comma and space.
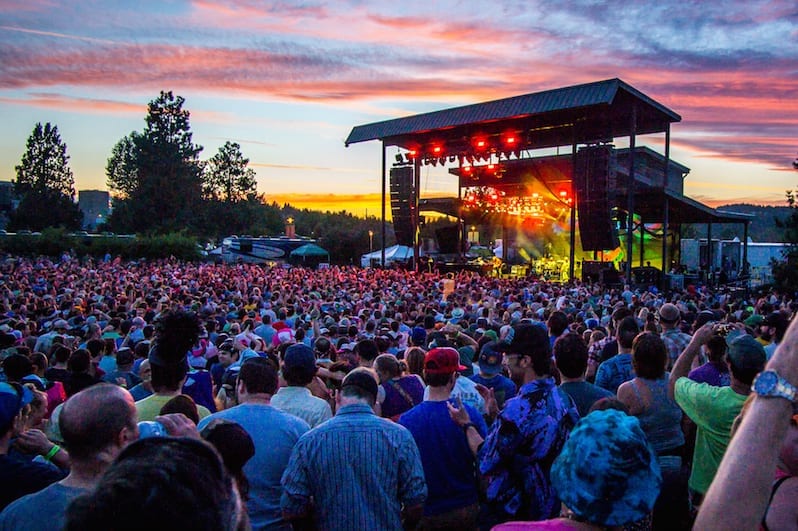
0, 254, 796, 530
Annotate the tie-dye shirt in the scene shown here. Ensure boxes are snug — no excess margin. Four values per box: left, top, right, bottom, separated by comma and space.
479, 377, 579, 523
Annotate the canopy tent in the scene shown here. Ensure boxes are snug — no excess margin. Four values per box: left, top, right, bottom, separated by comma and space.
360, 245, 416, 267
289, 243, 329, 266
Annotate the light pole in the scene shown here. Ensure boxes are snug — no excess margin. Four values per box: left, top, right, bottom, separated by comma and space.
368, 230, 374, 254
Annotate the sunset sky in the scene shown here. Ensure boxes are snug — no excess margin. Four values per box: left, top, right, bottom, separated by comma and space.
1, 0, 796, 217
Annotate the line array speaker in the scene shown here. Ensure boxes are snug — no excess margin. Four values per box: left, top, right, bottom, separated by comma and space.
390, 166, 415, 247
574, 146, 620, 251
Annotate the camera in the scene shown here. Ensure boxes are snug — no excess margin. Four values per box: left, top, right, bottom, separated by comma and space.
714, 323, 735, 337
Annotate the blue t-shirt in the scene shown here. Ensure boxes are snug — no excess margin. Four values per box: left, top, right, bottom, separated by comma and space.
399, 400, 487, 516
198, 404, 309, 531
595, 353, 634, 394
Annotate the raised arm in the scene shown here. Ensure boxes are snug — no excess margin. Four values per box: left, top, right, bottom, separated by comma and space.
668, 323, 712, 400
695, 316, 798, 530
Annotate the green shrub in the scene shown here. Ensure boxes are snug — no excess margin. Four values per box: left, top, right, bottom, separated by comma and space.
0, 232, 201, 261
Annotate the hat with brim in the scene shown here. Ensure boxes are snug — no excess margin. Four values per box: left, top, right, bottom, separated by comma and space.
552, 410, 661, 527
477, 341, 504, 376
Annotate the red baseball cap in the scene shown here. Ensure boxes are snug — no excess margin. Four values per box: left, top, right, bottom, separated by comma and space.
424, 347, 467, 374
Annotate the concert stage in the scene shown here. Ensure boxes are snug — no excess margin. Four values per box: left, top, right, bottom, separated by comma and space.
347, 79, 752, 286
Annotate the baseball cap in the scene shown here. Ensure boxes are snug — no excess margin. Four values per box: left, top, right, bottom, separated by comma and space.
658, 303, 680, 323
53, 319, 69, 331
477, 341, 504, 376
727, 334, 766, 371
0, 381, 33, 430
743, 314, 764, 327
341, 369, 379, 399
424, 347, 467, 375
284, 344, 317, 375
552, 409, 661, 527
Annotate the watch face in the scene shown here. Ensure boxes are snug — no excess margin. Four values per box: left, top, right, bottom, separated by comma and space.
755, 371, 778, 394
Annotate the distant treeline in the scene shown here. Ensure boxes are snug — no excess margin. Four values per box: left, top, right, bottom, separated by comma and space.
682, 204, 793, 243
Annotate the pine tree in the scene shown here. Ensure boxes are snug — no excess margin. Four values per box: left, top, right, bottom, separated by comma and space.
11, 122, 82, 231
106, 92, 204, 233
203, 141, 257, 203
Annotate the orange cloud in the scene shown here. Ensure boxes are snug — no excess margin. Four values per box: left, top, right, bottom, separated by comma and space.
266, 193, 387, 218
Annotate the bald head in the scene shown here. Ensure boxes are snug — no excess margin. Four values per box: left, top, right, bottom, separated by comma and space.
60, 383, 138, 462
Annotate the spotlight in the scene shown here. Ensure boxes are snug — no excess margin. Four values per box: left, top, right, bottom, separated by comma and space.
395, 154, 403, 163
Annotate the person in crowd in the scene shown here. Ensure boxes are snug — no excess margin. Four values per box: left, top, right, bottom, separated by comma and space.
128, 358, 153, 401
469, 341, 517, 411
763, 311, 789, 360
617, 331, 689, 528
160, 394, 200, 425
211, 340, 239, 393
554, 332, 613, 417
199, 357, 309, 531
64, 437, 245, 531
135, 311, 211, 422
281, 368, 427, 530
422, 339, 486, 415
270, 343, 332, 428
595, 316, 639, 394
586, 307, 630, 381
479, 323, 579, 527
44, 345, 71, 383
0, 384, 138, 530
695, 315, 797, 530
404, 347, 426, 379
200, 418, 256, 506
493, 409, 662, 531
375, 353, 424, 421
658, 303, 692, 370
399, 347, 487, 529
669, 324, 766, 512
687, 333, 731, 386
101, 347, 141, 389
0, 382, 68, 510
618, 332, 684, 458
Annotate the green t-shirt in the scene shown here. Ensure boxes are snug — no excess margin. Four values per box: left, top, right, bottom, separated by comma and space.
135, 393, 212, 423
674, 377, 747, 494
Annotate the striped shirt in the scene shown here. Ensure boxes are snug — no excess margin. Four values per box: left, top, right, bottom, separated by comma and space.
281, 403, 427, 531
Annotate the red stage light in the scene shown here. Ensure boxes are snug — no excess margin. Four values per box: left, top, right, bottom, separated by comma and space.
408, 149, 418, 158
559, 190, 568, 197
432, 145, 442, 154
463, 165, 472, 173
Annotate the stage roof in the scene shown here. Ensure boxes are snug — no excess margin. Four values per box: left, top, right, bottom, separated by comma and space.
346, 78, 681, 151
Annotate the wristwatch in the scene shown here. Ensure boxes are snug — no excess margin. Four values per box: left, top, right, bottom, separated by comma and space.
752, 370, 798, 403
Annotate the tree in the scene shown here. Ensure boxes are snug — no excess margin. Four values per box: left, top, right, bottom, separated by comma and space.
106, 132, 141, 199
105, 91, 203, 234
203, 141, 257, 202
772, 188, 798, 293
10, 122, 82, 231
